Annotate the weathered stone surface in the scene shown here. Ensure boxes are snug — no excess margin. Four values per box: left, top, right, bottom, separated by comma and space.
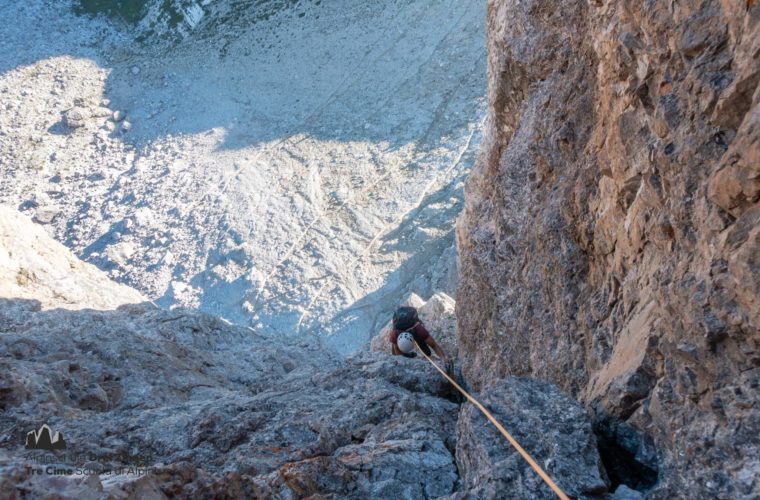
454, 378, 607, 499
456, 0, 760, 497
0, 303, 460, 499
708, 91, 760, 217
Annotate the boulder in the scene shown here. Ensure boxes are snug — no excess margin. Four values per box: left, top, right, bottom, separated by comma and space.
454, 378, 608, 499
64, 107, 88, 128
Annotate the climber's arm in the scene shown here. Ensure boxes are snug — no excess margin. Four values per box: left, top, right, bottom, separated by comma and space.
426, 337, 447, 362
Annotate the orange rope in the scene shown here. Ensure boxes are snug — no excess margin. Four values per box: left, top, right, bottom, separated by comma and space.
415, 345, 570, 500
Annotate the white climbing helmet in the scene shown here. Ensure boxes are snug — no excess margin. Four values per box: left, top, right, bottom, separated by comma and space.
397, 331, 415, 354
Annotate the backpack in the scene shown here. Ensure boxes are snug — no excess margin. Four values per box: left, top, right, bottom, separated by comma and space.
393, 306, 418, 332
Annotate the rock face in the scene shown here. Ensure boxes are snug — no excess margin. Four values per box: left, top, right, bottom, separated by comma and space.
456, 0, 760, 497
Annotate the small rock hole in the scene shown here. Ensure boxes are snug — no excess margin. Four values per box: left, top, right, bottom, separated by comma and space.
594, 418, 659, 493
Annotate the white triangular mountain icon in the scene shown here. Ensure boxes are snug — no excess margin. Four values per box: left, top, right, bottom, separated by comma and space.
28, 424, 63, 445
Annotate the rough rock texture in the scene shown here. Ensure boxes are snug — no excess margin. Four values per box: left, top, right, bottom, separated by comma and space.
0, 303, 461, 499
456, 0, 760, 497
454, 379, 607, 499
370, 292, 458, 359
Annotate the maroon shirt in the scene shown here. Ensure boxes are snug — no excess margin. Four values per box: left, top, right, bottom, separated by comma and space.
389, 322, 431, 346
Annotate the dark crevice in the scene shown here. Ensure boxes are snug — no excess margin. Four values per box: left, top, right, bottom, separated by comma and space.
594, 417, 659, 493
439, 375, 465, 405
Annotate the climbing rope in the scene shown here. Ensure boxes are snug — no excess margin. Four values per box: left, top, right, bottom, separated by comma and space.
415, 345, 570, 500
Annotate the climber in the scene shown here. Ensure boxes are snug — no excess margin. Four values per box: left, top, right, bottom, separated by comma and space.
389, 306, 451, 369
